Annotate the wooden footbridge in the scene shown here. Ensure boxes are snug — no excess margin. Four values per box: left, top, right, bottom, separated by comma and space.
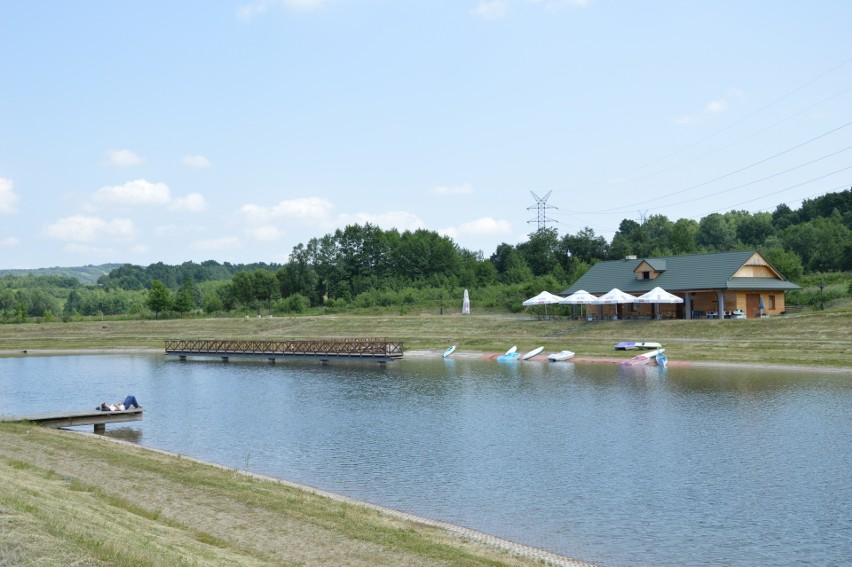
1, 408, 143, 433
164, 338, 404, 363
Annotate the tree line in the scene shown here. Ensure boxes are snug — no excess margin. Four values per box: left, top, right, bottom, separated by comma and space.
1, 189, 849, 320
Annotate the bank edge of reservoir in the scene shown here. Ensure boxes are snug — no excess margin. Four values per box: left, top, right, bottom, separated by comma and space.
109, 431, 596, 567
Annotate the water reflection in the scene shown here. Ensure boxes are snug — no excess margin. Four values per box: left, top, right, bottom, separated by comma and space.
0, 354, 849, 567
104, 426, 143, 443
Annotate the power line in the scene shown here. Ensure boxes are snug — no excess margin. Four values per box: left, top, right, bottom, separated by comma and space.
562, 56, 852, 193
594, 83, 852, 190
704, 169, 852, 214
575, 119, 852, 215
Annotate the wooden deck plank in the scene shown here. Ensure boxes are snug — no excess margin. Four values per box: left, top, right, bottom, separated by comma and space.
1, 408, 143, 430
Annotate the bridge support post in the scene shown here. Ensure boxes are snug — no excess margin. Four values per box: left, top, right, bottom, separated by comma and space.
94, 423, 105, 433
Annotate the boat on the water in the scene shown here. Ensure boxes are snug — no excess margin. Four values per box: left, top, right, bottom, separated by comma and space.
522, 346, 544, 360
621, 348, 665, 366
442, 345, 456, 358
497, 352, 521, 362
547, 350, 575, 362
505, 346, 518, 355
614, 341, 662, 350
655, 351, 668, 366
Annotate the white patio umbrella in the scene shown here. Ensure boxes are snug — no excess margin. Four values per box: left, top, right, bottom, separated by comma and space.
522, 290, 563, 318
591, 288, 636, 304
634, 286, 682, 319
558, 290, 599, 304
559, 289, 599, 318
591, 288, 636, 319
634, 287, 683, 304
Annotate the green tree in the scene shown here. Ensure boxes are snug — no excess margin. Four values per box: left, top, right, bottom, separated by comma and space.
145, 280, 173, 318
560, 227, 605, 264
671, 218, 699, 254
608, 219, 641, 259
517, 228, 560, 276
174, 281, 196, 318
761, 247, 804, 282
252, 269, 278, 315
641, 215, 674, 256
734, 211, 775, 247
696, 213, 738, 251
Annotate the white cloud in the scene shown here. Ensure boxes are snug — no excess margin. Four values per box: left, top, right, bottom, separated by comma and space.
93, 179, 171, 206
154, 224, 206, 237
705, 99, 728, 114
43, 215, 137, 242
130, 244, 150, 255
238, 0, 325, 20
91, 179, 206, 213
238, 197, 334, 224
441, 217, 512, 238
246, 226, 284, 241
106, 149, 143, 167
527, 0, 591, 8
190, 236, 242, 251
472, 0, 509, 19
64, 243, 116, 256
182, 155, 212, 168
337, 211, 424, 232
676, 88, 742, 125
0, 178, 19, 213
1, 236, 19, 248
168, 193, 208, 213
435, 182, 474, 195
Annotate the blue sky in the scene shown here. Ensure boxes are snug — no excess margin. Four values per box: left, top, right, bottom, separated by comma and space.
1, 1, 850, 269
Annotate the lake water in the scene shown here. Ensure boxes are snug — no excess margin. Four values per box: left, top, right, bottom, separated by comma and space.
1, 353, 849, 567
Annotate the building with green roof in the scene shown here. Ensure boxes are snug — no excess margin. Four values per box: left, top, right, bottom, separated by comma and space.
560, 250, 800, 320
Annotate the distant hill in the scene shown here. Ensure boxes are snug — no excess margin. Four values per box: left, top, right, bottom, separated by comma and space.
0, 264, 122, 285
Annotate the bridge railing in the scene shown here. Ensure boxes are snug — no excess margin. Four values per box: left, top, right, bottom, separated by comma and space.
164, 338, 404, 358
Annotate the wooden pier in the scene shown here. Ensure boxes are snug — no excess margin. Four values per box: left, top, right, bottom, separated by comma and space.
1, 408, 143, 433
164, 338, 404, 363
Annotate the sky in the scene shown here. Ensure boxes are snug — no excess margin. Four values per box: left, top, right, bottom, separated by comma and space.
1, 1, 851, 270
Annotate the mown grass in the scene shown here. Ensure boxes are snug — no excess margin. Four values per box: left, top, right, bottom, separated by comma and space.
1, 299, 850, 367
0, 422, 565, 567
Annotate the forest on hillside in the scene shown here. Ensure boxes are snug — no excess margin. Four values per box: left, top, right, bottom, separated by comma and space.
1, 189, 850, 321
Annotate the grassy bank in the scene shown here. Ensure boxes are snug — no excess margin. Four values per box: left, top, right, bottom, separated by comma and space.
0, 303, 850, 367
0, 422, 586, 567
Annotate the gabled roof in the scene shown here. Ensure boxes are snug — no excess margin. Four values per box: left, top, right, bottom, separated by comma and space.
561, 250, 800, 295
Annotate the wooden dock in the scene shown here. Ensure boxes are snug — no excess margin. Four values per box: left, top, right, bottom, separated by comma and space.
1, 408, 143, 433
164, 338, 404, 363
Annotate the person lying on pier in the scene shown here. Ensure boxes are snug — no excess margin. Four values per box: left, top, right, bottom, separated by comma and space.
98, 395, 141, 411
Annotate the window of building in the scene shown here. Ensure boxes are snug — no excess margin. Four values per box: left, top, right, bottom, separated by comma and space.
769, 295, 776, 310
